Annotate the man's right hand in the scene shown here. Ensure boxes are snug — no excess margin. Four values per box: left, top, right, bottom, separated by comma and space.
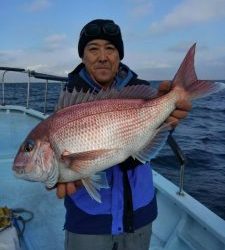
56, 181, 82, 198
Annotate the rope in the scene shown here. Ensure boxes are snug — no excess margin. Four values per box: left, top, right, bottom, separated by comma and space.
0, 207, 33, 239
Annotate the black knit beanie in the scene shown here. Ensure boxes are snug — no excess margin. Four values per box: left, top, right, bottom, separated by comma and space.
78, 19, 124, 59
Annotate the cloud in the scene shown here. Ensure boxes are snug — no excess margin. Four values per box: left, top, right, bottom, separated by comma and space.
125, 43, 225, 80
25, 0, 51, 12
0, 34, 72, 80
25, 64, 48, 71
124, 50, 173, 80
167, 42, 208, 53
128, 0, 153, 18
2, 44, 224, 82
196, 45, 225, 79
0, 50, 24, 64
45, 34, 66, 44
43, 34, 67, 51
149, 0, 225, 34
131, 2, 152, 18
0, 45, 78, 82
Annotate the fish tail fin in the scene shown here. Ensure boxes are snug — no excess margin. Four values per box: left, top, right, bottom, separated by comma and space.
172, 43, 225, 100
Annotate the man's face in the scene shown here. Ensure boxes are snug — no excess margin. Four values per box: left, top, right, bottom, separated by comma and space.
82, 39, 120, 89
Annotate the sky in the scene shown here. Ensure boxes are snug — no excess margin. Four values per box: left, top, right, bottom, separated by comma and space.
1, 0, 225, 82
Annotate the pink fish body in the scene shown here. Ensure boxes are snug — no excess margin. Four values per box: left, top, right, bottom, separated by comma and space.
13, 44, 225, 202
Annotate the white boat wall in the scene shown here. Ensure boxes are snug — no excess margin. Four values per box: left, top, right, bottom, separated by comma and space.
0, 67, 225, 250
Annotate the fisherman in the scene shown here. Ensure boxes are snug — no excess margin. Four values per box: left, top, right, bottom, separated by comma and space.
56, 19, 191, 250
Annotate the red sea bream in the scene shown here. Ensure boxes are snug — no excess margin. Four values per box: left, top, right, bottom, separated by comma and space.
13, 44, 225, 202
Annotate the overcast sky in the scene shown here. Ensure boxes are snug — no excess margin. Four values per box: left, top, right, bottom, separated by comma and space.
1, 0, 225, 82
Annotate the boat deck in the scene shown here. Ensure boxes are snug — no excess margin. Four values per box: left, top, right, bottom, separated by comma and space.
0, 107, 64, 249
0, 106, 225, 250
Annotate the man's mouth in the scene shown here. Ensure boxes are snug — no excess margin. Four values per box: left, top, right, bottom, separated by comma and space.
96, 67, 110, 70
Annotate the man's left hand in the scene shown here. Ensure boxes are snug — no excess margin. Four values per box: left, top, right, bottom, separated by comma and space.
158, 80, 192, 127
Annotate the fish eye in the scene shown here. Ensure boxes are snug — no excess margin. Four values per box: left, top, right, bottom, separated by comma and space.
23, 139, 35, 152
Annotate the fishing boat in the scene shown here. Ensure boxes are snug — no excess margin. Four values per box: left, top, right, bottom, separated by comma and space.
0, 67, 225, 250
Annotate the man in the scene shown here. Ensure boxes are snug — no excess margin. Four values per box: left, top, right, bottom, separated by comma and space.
56, 19, 191, 250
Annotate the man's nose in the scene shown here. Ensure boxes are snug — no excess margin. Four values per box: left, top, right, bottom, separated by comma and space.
99, 49, 107, 61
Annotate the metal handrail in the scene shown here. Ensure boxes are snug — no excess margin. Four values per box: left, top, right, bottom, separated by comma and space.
43, 79, 48, 114
1, 71, 6, 105
26, 71, 31, 109
29, 71, 68, 82
0, 66, 68, 113
167, 133, 186, 196
0, 67, 27, 106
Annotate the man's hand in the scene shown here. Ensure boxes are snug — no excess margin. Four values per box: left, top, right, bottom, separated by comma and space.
158, 81, 192, 127
56, 181, 82, 199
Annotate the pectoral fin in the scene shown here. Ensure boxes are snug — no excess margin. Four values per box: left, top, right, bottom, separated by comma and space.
81, 172, 110, 203
61, 148, 115, 171
133, 123, 172, 163
62, 149, 114, 161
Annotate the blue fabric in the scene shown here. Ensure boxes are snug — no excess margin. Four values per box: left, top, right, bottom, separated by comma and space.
79, 68, 102, 92
64, 196, 112, 234
68, 163, 156, 234
114, 64, 134, 90
64, 63, 158, 235
64, 193, 157, 235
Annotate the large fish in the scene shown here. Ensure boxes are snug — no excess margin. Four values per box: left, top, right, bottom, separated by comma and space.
13, 44, 224, 202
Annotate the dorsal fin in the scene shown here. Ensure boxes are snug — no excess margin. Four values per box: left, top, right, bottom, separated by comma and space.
56, 85, 157, 110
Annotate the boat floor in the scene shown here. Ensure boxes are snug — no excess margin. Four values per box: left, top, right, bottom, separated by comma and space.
0, 109, 64, 249
0, 107, 225, 250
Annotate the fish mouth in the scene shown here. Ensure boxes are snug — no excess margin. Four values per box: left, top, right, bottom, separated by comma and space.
12, 163, 46, 182
13, 167, 33, 181
12, 154, 59, 189
13, 164, 27, 176
13, 167, 35, 182
13, 170, 26, 177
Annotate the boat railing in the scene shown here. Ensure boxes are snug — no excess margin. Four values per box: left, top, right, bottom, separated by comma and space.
167, 133, 186, 195
0, 66, 68, 114
0, 66, 186, 196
